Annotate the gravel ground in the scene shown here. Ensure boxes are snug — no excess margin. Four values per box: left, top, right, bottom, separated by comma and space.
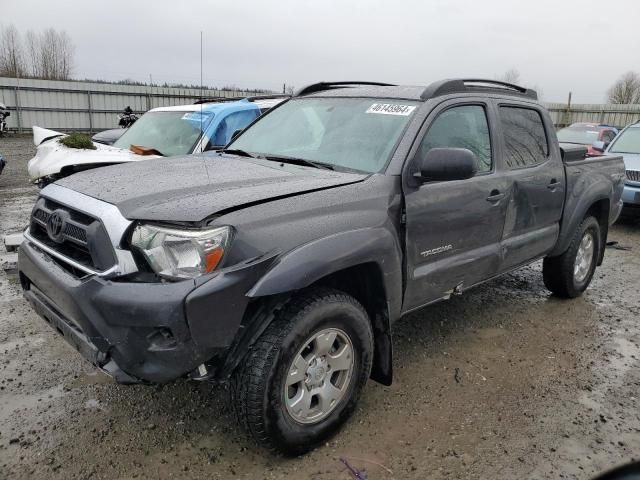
1, 135, 639, 479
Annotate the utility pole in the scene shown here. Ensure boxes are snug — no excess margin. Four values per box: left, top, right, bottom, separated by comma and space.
562, 91, 572, 127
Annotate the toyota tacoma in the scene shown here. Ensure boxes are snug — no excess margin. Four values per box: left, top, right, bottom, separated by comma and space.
18, 79, 625, 454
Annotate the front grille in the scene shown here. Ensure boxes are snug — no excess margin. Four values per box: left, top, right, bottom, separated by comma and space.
32, 207, 88, 244
29, 197, 116, 272
626, 170, 640, 183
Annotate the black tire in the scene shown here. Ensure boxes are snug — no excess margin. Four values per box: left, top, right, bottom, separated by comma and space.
230, 287, 373, 455
543, 216, 601, 298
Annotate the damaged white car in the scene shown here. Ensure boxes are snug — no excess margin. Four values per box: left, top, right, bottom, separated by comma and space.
28, 96, 286, 187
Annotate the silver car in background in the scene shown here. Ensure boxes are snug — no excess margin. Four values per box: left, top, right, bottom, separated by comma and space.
605, 120, 640, 212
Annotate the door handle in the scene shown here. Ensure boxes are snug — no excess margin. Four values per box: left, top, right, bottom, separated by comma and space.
547, 179, 561, 190
486, 190, 505, 202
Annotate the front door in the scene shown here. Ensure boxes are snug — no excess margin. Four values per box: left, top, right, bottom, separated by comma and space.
403, 101, 509, 313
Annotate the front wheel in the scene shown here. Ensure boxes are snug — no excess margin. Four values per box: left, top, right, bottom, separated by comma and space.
230, 288, 373, 455
543, 216, 601, 298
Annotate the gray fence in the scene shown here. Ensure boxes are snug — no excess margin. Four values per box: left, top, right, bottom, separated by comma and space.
3, 76, 640, 133
0, 77, 265, 133
544, 103, 640, 129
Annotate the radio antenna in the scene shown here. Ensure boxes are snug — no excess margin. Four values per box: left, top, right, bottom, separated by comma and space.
200, 30, 204, 153
200, 31, 211, 184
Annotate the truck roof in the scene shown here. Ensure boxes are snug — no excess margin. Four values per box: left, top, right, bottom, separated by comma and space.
304, 85, 426, 101
297, 79, 538, 101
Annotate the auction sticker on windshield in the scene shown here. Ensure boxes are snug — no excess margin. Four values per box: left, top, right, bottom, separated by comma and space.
366, 103, 416, 116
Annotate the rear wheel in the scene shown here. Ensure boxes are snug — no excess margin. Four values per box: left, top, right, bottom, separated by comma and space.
543, 216, 600, 298
230, 288, 373, 455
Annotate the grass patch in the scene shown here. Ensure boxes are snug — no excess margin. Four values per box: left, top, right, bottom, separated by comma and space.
59, 133, 96, 150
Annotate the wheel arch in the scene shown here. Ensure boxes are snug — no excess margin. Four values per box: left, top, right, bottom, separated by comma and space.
585, 198, 610, 266
301, 262, 394, 386
550, 184, 611, 261
220, 229, 403, 385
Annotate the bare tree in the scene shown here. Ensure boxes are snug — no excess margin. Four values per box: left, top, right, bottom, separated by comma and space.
0, 24, 27, 77
607, 72, 640, 104
57, 30, 75, 79
497, 68, 521, 85
24, 30, 41, 77
23, 28, 75, 80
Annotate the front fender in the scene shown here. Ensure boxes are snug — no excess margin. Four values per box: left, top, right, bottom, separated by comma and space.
246, 227, 402, 386
247, 227, 404, 321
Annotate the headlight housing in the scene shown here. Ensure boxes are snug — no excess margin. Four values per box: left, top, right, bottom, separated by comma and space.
130, 224, 231, 280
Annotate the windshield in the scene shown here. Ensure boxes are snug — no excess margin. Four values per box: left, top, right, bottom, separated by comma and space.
609, 127, 640, 154
556, 127, 599, 145
113, 110, 212, 156
228, 97, 418, 172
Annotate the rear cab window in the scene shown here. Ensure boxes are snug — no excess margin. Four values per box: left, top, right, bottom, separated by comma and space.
499, 106, 549, 169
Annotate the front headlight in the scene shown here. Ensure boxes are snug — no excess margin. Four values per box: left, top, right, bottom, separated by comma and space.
130, 224, 231, 280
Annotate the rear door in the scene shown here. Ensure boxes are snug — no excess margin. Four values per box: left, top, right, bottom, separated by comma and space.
403, 99, 509, 312
495, 103, 565, 271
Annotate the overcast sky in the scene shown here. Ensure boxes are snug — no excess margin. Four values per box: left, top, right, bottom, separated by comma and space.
5, 0, 640, 103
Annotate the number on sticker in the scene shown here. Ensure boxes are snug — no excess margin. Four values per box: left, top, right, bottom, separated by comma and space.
366, 103, 416, 116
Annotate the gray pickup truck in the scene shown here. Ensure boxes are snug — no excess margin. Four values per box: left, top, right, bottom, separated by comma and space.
18, 79, 625, 454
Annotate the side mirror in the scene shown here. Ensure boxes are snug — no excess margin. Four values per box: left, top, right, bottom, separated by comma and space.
592, 140, 606, 152
231, 129, 243, 141
416, 148, 478, 182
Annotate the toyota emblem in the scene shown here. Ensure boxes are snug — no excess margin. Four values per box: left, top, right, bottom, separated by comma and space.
46, 210, 66, 242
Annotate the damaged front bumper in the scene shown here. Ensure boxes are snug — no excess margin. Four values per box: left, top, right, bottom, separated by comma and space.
18, 238, 274, 384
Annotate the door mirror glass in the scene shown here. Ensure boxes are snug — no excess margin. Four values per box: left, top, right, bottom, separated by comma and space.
418, 147, 478, 182
592, 140, 606, 152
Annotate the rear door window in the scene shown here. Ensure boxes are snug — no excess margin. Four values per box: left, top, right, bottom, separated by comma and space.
499, 107, 549, 168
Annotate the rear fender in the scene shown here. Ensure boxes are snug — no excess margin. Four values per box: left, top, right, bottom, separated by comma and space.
549, 178, 612, 258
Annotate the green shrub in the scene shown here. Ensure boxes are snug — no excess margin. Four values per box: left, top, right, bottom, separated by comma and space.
59, 133, 96, 150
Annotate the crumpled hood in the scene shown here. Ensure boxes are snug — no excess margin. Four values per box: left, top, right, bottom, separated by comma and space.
27, 126, 158, 182
54, 154, 367, 222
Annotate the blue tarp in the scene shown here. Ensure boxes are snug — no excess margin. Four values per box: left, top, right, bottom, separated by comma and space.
190, 100, 261, 147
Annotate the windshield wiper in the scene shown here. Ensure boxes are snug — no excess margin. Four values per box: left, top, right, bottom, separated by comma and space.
220, 148, 256, 158
263, 154, 334, 171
